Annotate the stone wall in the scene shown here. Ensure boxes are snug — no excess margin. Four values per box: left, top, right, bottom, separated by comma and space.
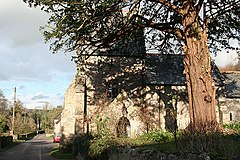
75, 147, 211, 160
54, 118, 61, 134
219, 97, 240, 124
61, 54, 191, 138
78, 56, 191, 137
85, 85, 190, 138
61, 78, 85, 138
107, 148, 210, 160
61, 74, 240, 141
61, 58, 240, 141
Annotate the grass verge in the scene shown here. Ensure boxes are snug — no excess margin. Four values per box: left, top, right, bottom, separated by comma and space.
51, 145, 75, 160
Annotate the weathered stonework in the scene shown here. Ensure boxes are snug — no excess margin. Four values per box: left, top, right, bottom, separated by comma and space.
75, 147, 211, 160
60, 78, 85, 137
217, 72, 240, 124
219, 97, 240, 124
53, 114, 61, 134
59, 58, 240, 141
58, 33, 240, 143
106, 149, 210, 160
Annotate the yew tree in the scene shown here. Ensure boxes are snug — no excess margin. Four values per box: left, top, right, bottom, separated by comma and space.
23, 0, 240, 131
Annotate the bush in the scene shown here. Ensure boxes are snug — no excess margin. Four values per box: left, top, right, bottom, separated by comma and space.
72, 130, 240, 160
73, 133, 117, 160
95, 116, 110, 138
0, 116, 7, 133
72, 116, 113, 159
178, 131, 222, 153
89, 136, 115, 158
51, 146, 75, 160
73, 134, 93, 158
223, 123, 240, 132
140, 130, 174, 142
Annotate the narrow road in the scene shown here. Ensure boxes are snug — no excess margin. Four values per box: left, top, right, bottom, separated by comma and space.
0, 134, 58, 160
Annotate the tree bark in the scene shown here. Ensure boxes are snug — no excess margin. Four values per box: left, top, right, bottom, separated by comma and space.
182, 7, 218, 132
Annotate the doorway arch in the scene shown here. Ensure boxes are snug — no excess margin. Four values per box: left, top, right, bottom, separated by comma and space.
117, 116, 131, 137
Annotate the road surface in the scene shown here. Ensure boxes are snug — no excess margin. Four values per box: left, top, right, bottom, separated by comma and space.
0, 134, 58, 160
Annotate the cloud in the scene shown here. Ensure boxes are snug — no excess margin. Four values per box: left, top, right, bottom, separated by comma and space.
19, 85, 26, 89
0, 1, 47, 47
0, 42, 75, 82
213, 50, 238, 67
31, 94, 49, 100
0, 0, 76, 83
37, 101, 50, 104
0, 9, 74, 106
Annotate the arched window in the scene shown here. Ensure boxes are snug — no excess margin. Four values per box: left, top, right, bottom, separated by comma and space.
230, 112, 233, 121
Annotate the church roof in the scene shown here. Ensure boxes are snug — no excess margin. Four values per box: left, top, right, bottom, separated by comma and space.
145, 54, 185, 85
145, 54, 224, 86
222, 72, 240, 98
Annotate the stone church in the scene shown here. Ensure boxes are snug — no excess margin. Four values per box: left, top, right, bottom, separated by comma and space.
58, 31, 240, 141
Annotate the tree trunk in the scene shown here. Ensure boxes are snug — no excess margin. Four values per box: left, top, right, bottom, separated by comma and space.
182, 7, 218, 132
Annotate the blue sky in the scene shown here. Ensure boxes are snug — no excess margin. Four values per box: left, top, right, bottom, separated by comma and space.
0, 1, 238, 109
0, 0, 76, 109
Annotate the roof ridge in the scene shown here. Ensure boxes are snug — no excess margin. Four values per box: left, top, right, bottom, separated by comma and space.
223, 71, 240, 74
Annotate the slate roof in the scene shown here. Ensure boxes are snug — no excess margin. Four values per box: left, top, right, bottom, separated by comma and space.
222, 72, 240, 98
145, 54, 185, 85
145, 54, 224, 86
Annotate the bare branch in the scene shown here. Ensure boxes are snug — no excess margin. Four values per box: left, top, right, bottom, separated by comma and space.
133, 14, 184, 40
206, 1, 240, 20
148, 0, 183, 15
195, 0, 204, 15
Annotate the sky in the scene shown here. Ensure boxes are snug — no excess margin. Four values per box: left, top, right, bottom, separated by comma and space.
0, 1, 238, 109
0, 0, 76, 109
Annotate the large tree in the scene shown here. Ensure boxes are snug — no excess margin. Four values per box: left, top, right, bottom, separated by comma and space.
0, 90, 8, 133
24, 0, 240, 131
7, 100, 36, 134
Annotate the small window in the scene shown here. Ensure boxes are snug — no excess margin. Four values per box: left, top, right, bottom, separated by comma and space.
230, 112, 233, 121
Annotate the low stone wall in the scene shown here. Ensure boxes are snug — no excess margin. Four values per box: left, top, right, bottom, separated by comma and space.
75, 147, 211, 160
107, 147, 210, 160
0, 136, 13, 149
18, 131, 37, 140
37, 130, 45, 134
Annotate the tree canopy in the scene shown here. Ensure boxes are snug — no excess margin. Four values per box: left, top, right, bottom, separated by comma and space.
23, 0, 239, 55
23, 0, 240, 131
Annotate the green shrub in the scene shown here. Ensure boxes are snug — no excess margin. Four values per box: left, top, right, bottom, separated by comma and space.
223, 123, 240, 132
140, 130, 174, 142
95, 116, 110, 138
177, 131, 240, 158
72, 130, 240, 160
73, 116, 112, 159
89, 136, 116, 158
51, 146, 75, 159
73, 134, 93, 157
178, 131, 222, 153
